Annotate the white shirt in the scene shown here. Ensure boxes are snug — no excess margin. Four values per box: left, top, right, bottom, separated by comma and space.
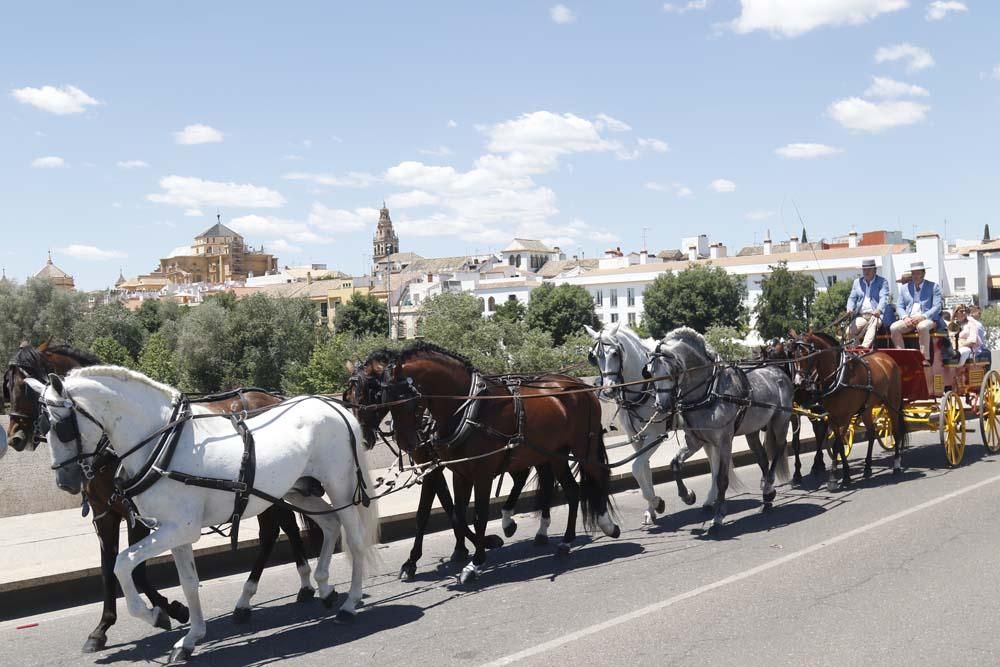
860, 279, 876, 314
908, 283, 924, 316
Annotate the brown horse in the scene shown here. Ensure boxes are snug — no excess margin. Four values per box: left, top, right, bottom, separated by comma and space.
789, 332, 908, 490
345, 353, 550, 580
2, 342, 319, 653
374, 342, 619, 584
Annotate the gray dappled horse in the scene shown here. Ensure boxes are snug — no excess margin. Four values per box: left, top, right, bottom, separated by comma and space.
644, 327, 794, 531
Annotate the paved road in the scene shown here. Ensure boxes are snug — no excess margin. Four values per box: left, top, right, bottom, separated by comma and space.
4, 432, 1000, 666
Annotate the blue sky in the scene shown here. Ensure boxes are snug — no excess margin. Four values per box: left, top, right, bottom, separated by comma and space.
3, 1, 999, 290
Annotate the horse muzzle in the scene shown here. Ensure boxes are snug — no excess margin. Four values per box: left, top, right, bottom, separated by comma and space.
55, 467, 83, 495
8, 428, 29, 453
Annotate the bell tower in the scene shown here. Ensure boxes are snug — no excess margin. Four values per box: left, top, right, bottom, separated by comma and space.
372, 201, 399, 273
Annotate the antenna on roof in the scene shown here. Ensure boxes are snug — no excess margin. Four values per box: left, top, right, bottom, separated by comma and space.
217, 210, 221, 223
792, 199, 829, 289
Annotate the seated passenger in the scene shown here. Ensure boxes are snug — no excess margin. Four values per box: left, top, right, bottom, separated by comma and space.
954, 305, 980, 365
970, 305, 989, 360
890, 261, 943, 364
845, 258, 889, 349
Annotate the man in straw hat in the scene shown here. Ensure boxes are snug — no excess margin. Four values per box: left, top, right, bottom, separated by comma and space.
845, 258, 889, 348
890, 260, 943, 363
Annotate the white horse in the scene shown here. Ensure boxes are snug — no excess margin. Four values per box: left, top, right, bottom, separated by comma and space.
28, 367, 379, 664
585, 323, 672, 524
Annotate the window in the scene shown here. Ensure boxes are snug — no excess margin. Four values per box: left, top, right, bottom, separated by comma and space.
610, 313, 619, 323
827, 275, 837, 287
396, 320, 407, 339
509, 255, 515, 266
628, 312, 636, 325
320, 302, 328, 318
610, 289, 618, 307
488, 296, 496, 312
627, 288, 635, 307
478, 297, 485, 312
594, 290, 603, 306
954, 277, 967, 292
508, 294, 517, 302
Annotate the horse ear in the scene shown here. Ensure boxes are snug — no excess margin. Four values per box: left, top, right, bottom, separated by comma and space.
608, 322, 620, 336
583, 325, 598, 338
788, 328, 798, 338
48, 373, 64, 396
24, 377, 47, 396
345, 360, 356, 373
38, 339, 50, 352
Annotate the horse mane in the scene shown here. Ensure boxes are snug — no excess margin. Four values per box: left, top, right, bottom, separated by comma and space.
663, 326, 719, 360
363, 348, 399, 368
808, 331, 841, 348
68, 365, 181, 401
398, 341, 478, 374
8, 343, 48, 380
45, 344, 101, 367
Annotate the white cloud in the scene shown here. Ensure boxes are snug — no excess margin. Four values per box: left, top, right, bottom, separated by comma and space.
864, 76, 930, 98
645, 182, 693, 198
595, 113, 632, 132
116, 159, 149, 169
173, 124, 224, 145
111, 202, 123, 209
992, 64, 1000, 80
56, 244, 125, 261
418, 145, 454, 157
731, 0, 908, 38
31, 156, 66, 168
663, 1, 709, 14
775, 142, 844, 159
228, 214, 331, 244
147, 176, 286, 208
308, 203, 381, 233
184, 208, 204, 217
282, 171, 378, 188
386, 190, 440, 208
745, 210, 776, 221
637, 137, 670, 153
302, 139, 313, 150
267, 239, 303, 254
710, 178, 736, 193
447, 119, 458, 128
828, 97, 929, 132
925, 1, 967, 21
875, 43, 935, 72
11, 85, 99, 115
282, 154, 304, 161
550, 4, 576, 24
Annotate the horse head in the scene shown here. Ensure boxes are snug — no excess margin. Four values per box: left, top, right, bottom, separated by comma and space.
344, 356, 391, 450
4, 342, 50, 452
644, 328, 717, 414
585, 323, 652, 402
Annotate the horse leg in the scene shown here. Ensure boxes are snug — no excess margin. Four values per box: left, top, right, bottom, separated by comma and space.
791, 416, 803, 485
671, 439, 699, 506
552, 461, 579, 558
744, 430, 769, 496
862, 410, 876, 478
811, 418, 828, 478
632, 435, 664, 524
82, 513, 121, 653
166, 544, 207, 665
534, 464, 556, 546
278, 509, 316, 601
459, 477, 491, 586
702, 443, 720, 511
400, 473, 438, 580
709, 438, 732, 533
232, 508, 281, 623
451, 474, 474, 567
501, 469, 530, 538
334, 504, 373, 622
127, 517, 188, 625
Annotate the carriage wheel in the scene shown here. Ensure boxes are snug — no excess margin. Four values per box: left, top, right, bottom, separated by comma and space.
872, 405, 896, 451
939, 391, 966, 467
826, 417, 856, 462
980, 370, 1000, 454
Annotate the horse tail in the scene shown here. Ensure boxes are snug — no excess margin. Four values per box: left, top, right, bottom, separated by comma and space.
892, 370, 909, 454
579, 395, 617, 533
303, 514, 324, 558
768, 428, 791, 484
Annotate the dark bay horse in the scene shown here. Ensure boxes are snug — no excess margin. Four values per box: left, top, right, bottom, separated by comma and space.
346, 353, 548, 581
2, 342, 318, 652
373, 342, 620, 584
789, 332, 908, 490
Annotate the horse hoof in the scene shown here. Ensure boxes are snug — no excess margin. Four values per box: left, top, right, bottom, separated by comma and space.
533, 534, 549, 547
683, 491, 697, 506
641, 510, 653, 525
458, 564, 480, 586
701, 504, 714, 513
655, 498, 666, 513
502, 520, 517, 538
863, 467, 873, 479
609, 525, 621, 539
482, 524, 504, 558
826, 481, 839, 493
892, 467, 903, 477
556, 543, 571, 560
450, 547, 471, 562
168, 646, 193, 665
707, 523, 723, 537
763, 489, 777, 504
232, 607, 251, 624
399, 562, 416, 581
296, 586, 315, 603
82, 635, 107, 654
153, 607, 171, 631
168, 601, 190, 624
792, 471, 803, 485
762, 502, 773, 513
334, 609, 356, 624
321, 590, 338, 609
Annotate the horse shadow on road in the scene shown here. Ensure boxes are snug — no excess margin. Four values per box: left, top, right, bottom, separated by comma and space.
94, 601, 424, 666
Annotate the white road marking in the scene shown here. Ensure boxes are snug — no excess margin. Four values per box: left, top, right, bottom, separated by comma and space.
482, 471, 1000, 666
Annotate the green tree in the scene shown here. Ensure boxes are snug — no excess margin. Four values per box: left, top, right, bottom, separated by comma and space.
420, 293, 484, 346
811, 280, 854, 332
135, 299, 183, 335
642, 264, 747, 338
980, 306, 1000, 349
492, 298, 526, 324
175, 301, 228, 392
204, 290, 238, 310
754, 263, 817, 340
704, 326, 748, 362
90, 336, 135, 367
0, 278, 87, 356
525, 282, 597, 345
72, 301, 146, 359
289, 333, 398, 394
138, 331, 178, 384
334, 292, 389, 338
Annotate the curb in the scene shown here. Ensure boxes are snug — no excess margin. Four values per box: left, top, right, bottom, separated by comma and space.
0, 435, 827, 621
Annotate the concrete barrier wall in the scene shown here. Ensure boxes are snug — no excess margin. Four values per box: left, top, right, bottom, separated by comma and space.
0, 417, 81, 518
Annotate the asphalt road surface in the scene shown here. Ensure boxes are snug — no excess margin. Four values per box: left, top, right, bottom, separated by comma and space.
4, 431, 1000, 666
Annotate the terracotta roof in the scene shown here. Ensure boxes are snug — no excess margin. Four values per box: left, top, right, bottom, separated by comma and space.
502, 238, 555, 253
404, 256, 476, 274
657, 249, 684, 261
536, 258, 600, 278
244, 281, 333, 300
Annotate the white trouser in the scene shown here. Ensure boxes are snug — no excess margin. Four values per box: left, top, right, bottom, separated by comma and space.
958, 345, 974, 365
890, 318, 936, 359
848, 315, 879, 348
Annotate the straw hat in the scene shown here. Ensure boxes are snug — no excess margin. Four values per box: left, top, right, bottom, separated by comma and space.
909, 260, 926, 272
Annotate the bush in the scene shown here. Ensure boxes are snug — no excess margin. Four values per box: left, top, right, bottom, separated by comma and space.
642, 264, 747, 338
704, 326, 749, 362
90, 336, 135, 367
811, 281, 854, 333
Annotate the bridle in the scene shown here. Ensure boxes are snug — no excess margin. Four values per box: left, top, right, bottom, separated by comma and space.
39, 390, 112, 482
589, 337, 653, 410
644, 342, 720, 417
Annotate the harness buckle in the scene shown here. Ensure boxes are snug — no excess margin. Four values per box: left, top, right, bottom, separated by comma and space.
232, 481, 249, 494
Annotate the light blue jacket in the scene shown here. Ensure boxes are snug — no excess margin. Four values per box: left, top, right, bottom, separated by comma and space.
896, 280, 943, 323
846, 275, 889, 315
